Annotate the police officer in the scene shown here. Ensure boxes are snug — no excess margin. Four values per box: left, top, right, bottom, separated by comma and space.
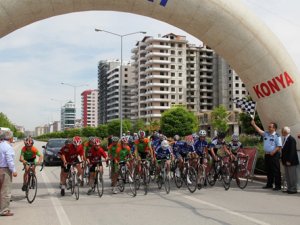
251, 119, 282, 190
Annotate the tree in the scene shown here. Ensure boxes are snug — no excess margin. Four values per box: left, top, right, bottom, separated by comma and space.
160, 106, 198, 137
0, 112, 23, 138
96, 124, 108, 139
132, 119, 145, 132
107, 119, 132, 137
81, 126, 96, 137
239, 112, 262, 134
211, 105, 230, 133
63, 128, 81, 138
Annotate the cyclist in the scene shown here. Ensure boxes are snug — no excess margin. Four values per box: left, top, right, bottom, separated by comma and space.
83, 137, 94, 183
116, 136, 133, 184
86, 137, 107, 195
209, 132, 232, 177
228, 134, 243, 157
150, 131, 160, 151
107, 136, 120, 194
58, 139, 83, 196
155, 140, 172, 179
134, 130, 154, 177
194, 130, 209, 186
172, 135, 187, 176
19, 137, 43, 191
194, 130, 209, 161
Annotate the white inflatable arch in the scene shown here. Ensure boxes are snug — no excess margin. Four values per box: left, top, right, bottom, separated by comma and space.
1, 0, 300, 134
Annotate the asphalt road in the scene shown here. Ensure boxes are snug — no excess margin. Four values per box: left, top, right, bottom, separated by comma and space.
3, 141, 300, 225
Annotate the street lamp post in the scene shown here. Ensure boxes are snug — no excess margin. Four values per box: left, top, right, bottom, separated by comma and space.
61, 82, 88, 120
95, 28, 146, 138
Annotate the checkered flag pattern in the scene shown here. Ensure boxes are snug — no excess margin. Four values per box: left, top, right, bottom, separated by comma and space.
233, 98, 256, 117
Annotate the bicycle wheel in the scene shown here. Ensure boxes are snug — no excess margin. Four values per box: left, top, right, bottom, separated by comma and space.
118, 167, 125, 192
96, 172, 104, 197
222, 163, 231, 191
83, 166, 90, 186
157, 174, 163, 190
187, 167, 197, 193
143, 166, 148, 195
236, 164, 249, 189
73, 172, 80, 200
164, 171, 170, 194
173, 168, 183, 188
197, 165, 206, 190
127, 169, 136, 197
26, 174, 37, 204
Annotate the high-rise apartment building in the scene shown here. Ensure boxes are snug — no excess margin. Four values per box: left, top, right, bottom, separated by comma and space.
131, 33, 193, 122
61, 101, 75, 130
81, 89, 98, 127
98, 60, 134, 123
98, 60, 120, 124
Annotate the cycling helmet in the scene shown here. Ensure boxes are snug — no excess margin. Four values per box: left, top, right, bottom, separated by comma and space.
231, 134, 239, 142
65, 139, 73, 145
192, 133, 199, 140
138, 130, 146, 138
185, 135, 194, 145
133, 133, 138, 140
121, 136, 129, 144
173, 135, 180, 141
161, 140, 169, 150
159, 134, 167, 141
88, 136, 95, 143
111, 136, 119, 143
73, 136, 82, 146
199, 130, 207, 137
217, 132, 226, 139
93, 137, 101, 146
24, 137, 34, 147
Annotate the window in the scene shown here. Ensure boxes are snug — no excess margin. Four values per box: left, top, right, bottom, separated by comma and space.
179, 73, 182, 77
235, 83, 239, 87
179, 88, 182, 92
171, 88, 175, 92
171, 80, 175, 84
179, 80, 182, 85
235, 90, 239, 94
171, 95, 175, 99
171, 73, 175, 77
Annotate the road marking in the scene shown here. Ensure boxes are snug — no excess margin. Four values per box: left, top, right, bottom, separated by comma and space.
183, 195, 270, 225
40, 171, 71, 225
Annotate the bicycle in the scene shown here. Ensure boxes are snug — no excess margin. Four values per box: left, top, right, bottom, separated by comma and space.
117, 158, 137, 197
206, 156, 231, 190
66, 161, 82, 200
230, 153, 250, 189
173, 156, 197, 193
195, 155, 207, 190
156, 159, 170, 194
135, 158, 151, 195
88, 161, 104, 197
23, 162, 44, 204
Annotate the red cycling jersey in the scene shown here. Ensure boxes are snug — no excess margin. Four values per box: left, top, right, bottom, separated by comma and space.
86, 146, 107, 165
59, 144, 80, 163
76, 144, 84, 157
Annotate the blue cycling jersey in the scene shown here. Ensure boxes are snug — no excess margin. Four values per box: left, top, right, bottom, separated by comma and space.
172, 141, 187, 155
155, 146, 171, 159
194, 140, 208, 155
151, 138, 161, 150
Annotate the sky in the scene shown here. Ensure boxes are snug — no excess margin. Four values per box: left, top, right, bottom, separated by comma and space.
1, 0, 300, 131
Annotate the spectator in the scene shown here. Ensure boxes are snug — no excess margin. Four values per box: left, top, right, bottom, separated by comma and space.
0, 130, 17, 216
281, 127, 299, 194
251, 119, 282, 190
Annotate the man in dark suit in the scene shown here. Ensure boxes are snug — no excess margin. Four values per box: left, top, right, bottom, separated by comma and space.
281, 127, 299, 194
